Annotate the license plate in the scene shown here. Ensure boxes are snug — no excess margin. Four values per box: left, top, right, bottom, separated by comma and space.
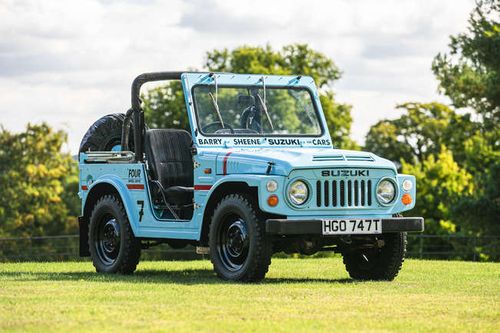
322, 219, 382, 235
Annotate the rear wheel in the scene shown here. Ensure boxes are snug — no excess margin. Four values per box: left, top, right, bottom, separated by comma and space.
89, 195, 141, 274
342, 232, 406, 281
209, 194, 272, 282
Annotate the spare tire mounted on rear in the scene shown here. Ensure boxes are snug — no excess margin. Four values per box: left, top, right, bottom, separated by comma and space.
79, 113, 135, 153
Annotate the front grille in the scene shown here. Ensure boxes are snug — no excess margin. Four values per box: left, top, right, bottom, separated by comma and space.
315, 179, 373, 208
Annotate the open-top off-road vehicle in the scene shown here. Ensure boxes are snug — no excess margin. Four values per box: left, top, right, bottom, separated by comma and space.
78, 71, 424, 282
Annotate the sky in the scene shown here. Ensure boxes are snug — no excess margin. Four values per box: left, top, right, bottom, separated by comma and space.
0, 0, 476, 153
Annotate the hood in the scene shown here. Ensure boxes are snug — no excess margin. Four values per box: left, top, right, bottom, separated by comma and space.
216, 148, 397, 176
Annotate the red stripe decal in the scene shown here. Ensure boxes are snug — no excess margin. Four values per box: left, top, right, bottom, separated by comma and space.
194, 185, 212, 191
223, 152, 232, 175
81, 185, 88, 191
127, 184, 145, 190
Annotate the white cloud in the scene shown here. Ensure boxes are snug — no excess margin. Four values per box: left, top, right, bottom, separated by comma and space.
0, 0, 475, 152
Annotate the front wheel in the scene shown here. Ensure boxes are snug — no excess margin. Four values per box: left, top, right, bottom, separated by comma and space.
342, 232, 407, 281
89, 195, 141, 274
209, 194, 272, 282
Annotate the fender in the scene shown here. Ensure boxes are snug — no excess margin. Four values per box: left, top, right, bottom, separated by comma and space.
199, 174, 262, 203
82, 174, 140, 236
195, 174, 284, 238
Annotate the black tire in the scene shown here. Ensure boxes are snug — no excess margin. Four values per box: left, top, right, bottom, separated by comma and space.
79, 113, 134, 153
342, 232, 407, 281
89, 195, 141, 274
209, 194, 272, 282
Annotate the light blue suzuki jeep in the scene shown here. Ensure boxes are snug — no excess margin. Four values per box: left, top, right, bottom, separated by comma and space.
78, 72, 424, 282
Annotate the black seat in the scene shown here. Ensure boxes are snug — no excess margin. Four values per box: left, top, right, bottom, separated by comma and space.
144, 129, 194, 205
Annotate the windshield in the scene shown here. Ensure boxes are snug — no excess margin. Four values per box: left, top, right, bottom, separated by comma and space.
192, 85, 322, 136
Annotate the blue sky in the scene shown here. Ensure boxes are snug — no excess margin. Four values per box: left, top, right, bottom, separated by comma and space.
0, 0, 475, 152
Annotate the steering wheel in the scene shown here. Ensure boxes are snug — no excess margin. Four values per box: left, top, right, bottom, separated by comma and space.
240, 107, 261, 134
202, 121, 235, 134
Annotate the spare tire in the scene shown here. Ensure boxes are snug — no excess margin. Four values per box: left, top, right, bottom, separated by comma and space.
79, 113, 135, 153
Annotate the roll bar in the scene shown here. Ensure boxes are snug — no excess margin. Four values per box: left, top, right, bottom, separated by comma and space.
121, 72, 184, 162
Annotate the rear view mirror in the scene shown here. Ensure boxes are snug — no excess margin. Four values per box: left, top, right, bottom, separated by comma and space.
238, 95, 255, 106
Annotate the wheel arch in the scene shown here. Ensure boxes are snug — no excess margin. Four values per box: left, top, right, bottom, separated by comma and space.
80, 178, 138, 256
83, 182, 122, 222
199, 181, 258, 246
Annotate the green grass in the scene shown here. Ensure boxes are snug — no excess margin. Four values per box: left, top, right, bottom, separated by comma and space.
0, 258, 498, 332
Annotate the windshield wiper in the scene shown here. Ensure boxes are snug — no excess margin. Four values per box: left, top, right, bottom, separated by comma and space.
208, 92, 225, 128
257, 76, 273, 130
256, 94, 274, 130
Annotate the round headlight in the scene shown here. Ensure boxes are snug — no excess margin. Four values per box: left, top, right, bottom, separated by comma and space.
377, 179, 396, 205
288, 180, 309, 206
402, 179, 413, 191
266, 180, 278, 192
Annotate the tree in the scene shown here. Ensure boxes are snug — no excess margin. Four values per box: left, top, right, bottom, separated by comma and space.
365, 0, 499, 248
432, 0, 500, 126
0, 124, 79, 238
144, 44, 358, 149
143, 82, 188, 131
401, 147, 474, 235
401, 146, 499, 260
365, 102, 474, 164
205, 44, 341, 87
431, 0, 500, 238
452, 163, 500, 235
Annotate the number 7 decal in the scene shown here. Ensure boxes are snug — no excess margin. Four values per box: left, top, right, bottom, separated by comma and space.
137, 200, 144, 222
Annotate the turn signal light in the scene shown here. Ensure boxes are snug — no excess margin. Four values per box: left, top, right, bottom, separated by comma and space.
402, 193, 412, 205
267, 195, 279, 207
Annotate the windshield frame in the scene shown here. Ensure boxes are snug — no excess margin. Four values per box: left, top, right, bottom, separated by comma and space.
191, 84, 325, 138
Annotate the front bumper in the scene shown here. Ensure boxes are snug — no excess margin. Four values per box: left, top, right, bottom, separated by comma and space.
266, 217, 424, 235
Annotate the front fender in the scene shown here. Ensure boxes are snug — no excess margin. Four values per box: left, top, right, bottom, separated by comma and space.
197, 174, 285, 217
392, 174, 417, 213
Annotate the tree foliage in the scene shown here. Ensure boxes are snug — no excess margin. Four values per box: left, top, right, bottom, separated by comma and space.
365, 102, 474, 164
432, 0, 500, 237
144, 44, 358, 149
366, 1, 499, 243
205, 44, 341, 88
143, 82, 188, 131
0, 124, 79, 238
432, 0, 500, 125
401, 147, 474, 234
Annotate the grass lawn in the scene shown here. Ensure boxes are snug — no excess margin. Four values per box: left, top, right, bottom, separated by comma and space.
0, 258, 499, 332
